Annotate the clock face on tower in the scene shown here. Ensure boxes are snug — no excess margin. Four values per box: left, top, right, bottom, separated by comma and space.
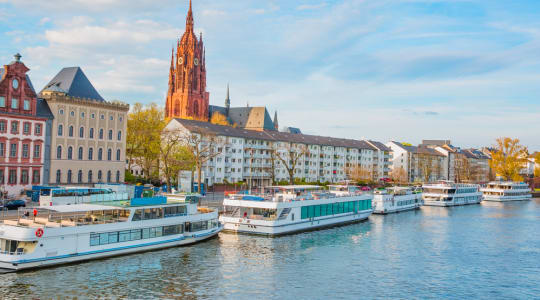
194, 58, 199, 66
178, 57, 183, 65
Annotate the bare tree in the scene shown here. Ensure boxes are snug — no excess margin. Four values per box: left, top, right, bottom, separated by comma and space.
390, 167, 408, 184
272, 142, 309, 185
160, 128, 195, 192
416, 153, 438, 183
183, 128, 223, 194
346, 164, 372, 183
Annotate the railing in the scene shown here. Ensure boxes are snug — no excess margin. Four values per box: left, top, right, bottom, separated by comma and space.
0, 250, 26, 255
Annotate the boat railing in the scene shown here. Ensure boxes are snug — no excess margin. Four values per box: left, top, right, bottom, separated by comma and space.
0, 250, 26, 256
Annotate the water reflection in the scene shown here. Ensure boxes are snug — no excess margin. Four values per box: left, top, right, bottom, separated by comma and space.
0, 201, 538, 299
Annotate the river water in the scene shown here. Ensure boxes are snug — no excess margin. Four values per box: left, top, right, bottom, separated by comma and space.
1, 199, 539, 299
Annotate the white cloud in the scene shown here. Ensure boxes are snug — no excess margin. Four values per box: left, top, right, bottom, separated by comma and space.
297, 3, 327, 11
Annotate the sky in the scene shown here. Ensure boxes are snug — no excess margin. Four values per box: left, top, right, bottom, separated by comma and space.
1, 0, 539, 149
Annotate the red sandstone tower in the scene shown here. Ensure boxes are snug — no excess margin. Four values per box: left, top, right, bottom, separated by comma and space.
166, 0, 209, 121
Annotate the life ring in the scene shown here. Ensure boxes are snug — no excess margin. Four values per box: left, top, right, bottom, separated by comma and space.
35, 228, 44, 238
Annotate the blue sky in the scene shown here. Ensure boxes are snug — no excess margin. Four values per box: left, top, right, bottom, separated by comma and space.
1, 0, 539, 149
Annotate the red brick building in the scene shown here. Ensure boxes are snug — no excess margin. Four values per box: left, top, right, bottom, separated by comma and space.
0, 54, 47, 197
165, 0, 209, 121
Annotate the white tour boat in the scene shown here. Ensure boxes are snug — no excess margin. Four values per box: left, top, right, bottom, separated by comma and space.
481, 181, 532, 202
372, 187, 422, 214
220, 185, 373, 236
422, 181, 482, 207
0, 194, 221, 271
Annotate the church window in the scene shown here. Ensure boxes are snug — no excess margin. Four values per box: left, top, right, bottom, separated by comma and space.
100, 114, 105, 120
70, 111, 75, 117
59, 109, 64, 115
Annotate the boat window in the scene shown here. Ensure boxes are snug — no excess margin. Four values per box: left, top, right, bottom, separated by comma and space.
119, 231, 130, 242
130, 229, 142, 240
108, 232, 118, 244
132, 209, 142, 221
90, 234, 100, 246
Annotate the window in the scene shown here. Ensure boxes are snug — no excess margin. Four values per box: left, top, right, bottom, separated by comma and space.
67, 170, 72, 184
78, 147, 83, 160
88, 170, 93, 183
56, 170, 61, 183
35, 124, 41, 135
89, 128, 94, 138
11, 98, 18, 109
21, 170, 28, 184
108, 130, 113, 140
88, 147, 93, 160
0, 120, 5, 132
59, 109, 64, 115
99, 129, 103, 139
98, 148, 103, 160
107, 148, 112, 160
68, 126, 73, 137
117, 131, 122, 141
9, 170, 17, 184
58, 124, 63, 136
0, 142, 4, 157
98, 170, 102, 182
78, 170, 83, 183
91, 113, 95, 119
22, 144, 29, 158
0, 170, 3, 184
23, 99, 30, 110
100, 114, 104, 120
67, 146, 73, 160
70, 111, 75, 117
119, 116, 123, 122
116, 149, 121, 161
107, 170, 111, 182
0, 96, 5, 107
56, 146, 62, 159
23, 123, 30, 134
81, 112, 85, 118
10, 143, 17, 157
116, 170, 120, 182
79, 127, 84, 138
32, 170, 40, 184
11, 121, 18, 133
110, 115, 114, 121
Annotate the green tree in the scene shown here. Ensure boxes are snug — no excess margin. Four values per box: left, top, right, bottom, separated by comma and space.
489, 137, 528, 181
127, 103, 165, 181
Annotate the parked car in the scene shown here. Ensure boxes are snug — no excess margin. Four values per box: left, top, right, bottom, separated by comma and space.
3, 200, 26, 210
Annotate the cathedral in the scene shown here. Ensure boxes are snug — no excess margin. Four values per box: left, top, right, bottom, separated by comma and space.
166, 0, 278, 131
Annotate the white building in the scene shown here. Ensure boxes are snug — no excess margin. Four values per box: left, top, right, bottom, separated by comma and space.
386, 141, 447, 183
164, 119, 391, 187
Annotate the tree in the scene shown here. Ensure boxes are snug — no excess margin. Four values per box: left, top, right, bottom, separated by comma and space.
455, 155, 482, 183
390, 167, 408, 184
183, 128, 223, 194
127, 103, 165, 180
346, 164, 372, 183
210, 112, 230, 126
489, 137, 528, 181
534, 152, 540, 178
272, 142, 309, 185
416, 153, 438, 183
160, 128, 195, 192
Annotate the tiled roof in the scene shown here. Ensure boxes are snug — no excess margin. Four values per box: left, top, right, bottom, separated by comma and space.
462, 148, 490, 160
41, 67, 104, 101
367, 140, 391, 152
391, 141, 444, 156
173, 118, 376, 150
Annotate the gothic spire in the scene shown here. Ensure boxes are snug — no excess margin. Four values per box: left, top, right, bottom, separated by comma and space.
225, 83, 231, 116
273, 110, 279, 130
186, 0, 194, 31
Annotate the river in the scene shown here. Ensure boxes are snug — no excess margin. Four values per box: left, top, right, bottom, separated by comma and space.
1, 199, 539, 299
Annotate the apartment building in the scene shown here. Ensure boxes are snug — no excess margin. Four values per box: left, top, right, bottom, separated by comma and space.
164, 118, 391, 187
386, 141, 447, 183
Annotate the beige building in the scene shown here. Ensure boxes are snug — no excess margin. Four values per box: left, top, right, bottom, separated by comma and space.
40, 67, 129, 185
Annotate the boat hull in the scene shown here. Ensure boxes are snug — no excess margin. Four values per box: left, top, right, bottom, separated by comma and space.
422, 199, 481, 207
482, 195, 532, 202
372, 204, 420, 214
221, 211, 372, 236
0, 226, 222, 272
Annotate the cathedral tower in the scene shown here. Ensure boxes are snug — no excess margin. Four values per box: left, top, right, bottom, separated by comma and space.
166, 0, 209, 120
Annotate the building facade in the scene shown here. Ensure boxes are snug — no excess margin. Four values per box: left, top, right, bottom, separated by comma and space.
386, 141, 447, 183
0, 54, 47, 197
40, 67, 129, 185
165, 118, 388, 187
